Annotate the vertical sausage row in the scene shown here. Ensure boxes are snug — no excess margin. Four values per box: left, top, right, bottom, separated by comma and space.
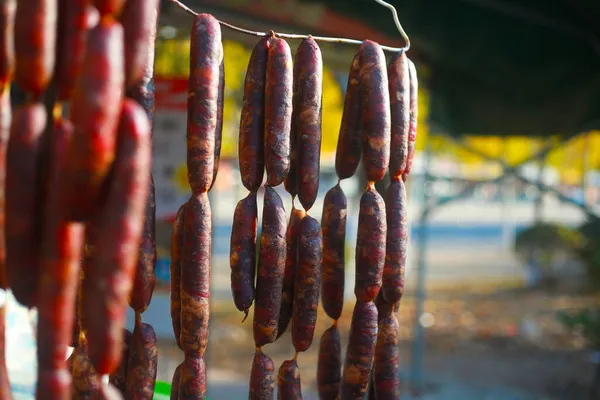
403, 59, 418, 183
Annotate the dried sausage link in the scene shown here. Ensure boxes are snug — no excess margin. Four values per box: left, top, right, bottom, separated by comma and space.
359, 40, 390, 183
295, 38, 323, 211
355, 188, 386, 302
83, 100, 151, 375
381, 180, 407, 304
62, 19, 124, 221
373, 313, 401, 400
210, 55, 225, 191
170, 362, 183, 400
187, 14, 221, 194
36, 118, 85, 398
283, 45, 300, 198
264, 38, 292, 186
5, 103, 46, 307
180, 193, 211, 355
340, 301, 378, 400
320, 184, 346, 320
317, 324, 341, 400
14, 0, 56, 98
277, 359, 302, 399
0, 89, 11, 289
253, 186, 286, 347
178, 355, 206, 400
0, 0, 15, 91
239, 37, 269, 192
108, 329, 133, 395
403, 59, 418, 182
230, 192, 258, 318
335, 52, 362, 180
125, 322, 158, 400
292, 215, 322, 352
170, 203, 185, 348
276, 206, 304, 339
71, 340, 102, 399
249, 349, 275, 400
388, 50, 410, 179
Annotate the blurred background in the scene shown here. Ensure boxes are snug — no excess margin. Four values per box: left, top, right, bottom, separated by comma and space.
9, 0, 600, 399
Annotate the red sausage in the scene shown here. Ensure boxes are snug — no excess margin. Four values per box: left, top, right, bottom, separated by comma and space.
239, 37, 269, 192
317, 324, 341, 400
359, 40, 390, 183
264, 38, 292, 186
283, 45, 300, 198
71, 340, 102, 399
320, 184, 346, 320
0, 89, 11, 289
125, 322, 158, 400
62, 19, 124, 221
170, 362, 183, 400
403, 59, 418, 182
373, 313, 401, 400
340, 301, 378, 399
381, 180, 408, 305
0, 0, 15, 91
253, 186, 287, 347
295, 38, 323, 211
388, 50, 410, 179
178, 355, 206, 400
355, 187, 386, 302
277, 359, 302, 400
82, 99, 151, 375
210, 55, 224, 191
292, 215, 322, 352
108, 329, 133, 394
335, 52, 362, 180
5, 103, 46, 307
276, 207, 304, 339
180, 193, 211, 355
249, 350, 275, 400
230, 192, 258, 318
55, 0, 94, 101
36, 118, 85, 399
187, 14, 221, 194
93, 0, 125, 16
14, 0, 56, 98
170, 203, 185, 348
120, 0, 159, 87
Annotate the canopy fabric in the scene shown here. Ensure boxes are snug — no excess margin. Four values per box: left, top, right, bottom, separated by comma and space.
304, 0, 600, 137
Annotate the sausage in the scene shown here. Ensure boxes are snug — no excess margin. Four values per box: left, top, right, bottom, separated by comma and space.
340, 301, 378, 399
0, 0, 15, 91
264, 37, 292, 186
283, 45, 300, 198
320, 184, 346, 320
170, 203, 185, 348
187, 14, 221, 194
295, 38, 323, 211
388, 50, 410, 179
55, 0, 93, 101
355, 187, 386, 302
36, 118, 85, 398
292, 215, 322, 352
108, 329, 133, 394
381, 180, 407, 305
170, 362, 183, 400
129, 176, 156, 313
14, 0, 56, 98
239, 37, 269, 192
180, 192, 211, 355
374, 292, 394, 322
210, 55, 224, 191
277, 359, 302, 400
335, 52, 362, 180
0, 299, 11, 400
249, 350, 275, 400
403, 59, 418, 183
178, 355, 206, 400
0, 89, 11, 289
230, 192, 258, 318
72, 270, 84, 346
125, 322, 158, 400
276, 207, 304, 339
373, 313, 400, 400
253, 186, 286, 347
62, 19, 124, 221
71, 340, 102, 399
120, 0, 159, 87
359, 40, 390, 183
317, 324, 341, 400
82, 99, 151, 375
93, 0, 125, 16
5, 103, 46, 307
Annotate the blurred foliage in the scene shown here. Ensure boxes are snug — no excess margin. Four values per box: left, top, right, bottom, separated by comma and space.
558, 309, 600, 350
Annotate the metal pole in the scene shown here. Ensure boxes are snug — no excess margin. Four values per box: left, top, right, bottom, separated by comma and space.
410, 141, 432, 395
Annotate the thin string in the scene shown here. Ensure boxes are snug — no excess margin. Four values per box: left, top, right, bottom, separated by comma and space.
167, 0, 410, 52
